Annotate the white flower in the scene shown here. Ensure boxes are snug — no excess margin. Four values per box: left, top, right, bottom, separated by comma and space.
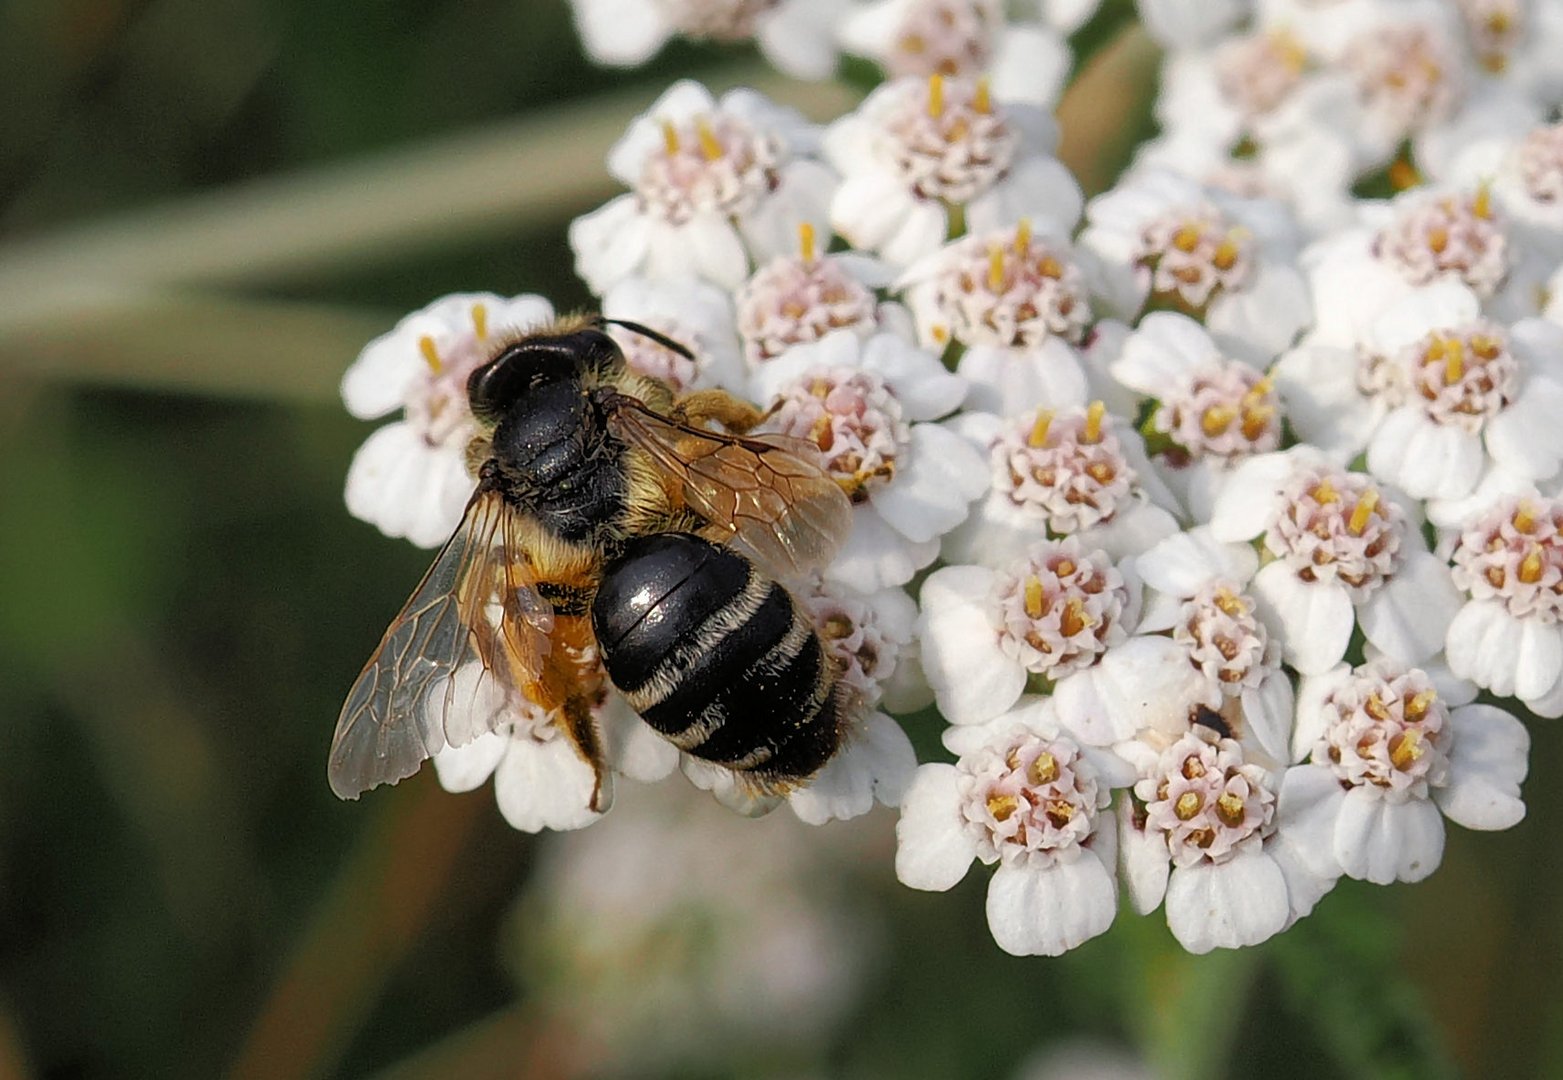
1446, 494, 1563, 712
1280, 659, 1529, 888
1108, 312, 1283, 520
1446, 121, 1563, 260
1136, 0, 1251, 50
341, 292, 555, 547
569, 0, 847, 79
921, 539, 1193, 744
894, 700, 1135, 956
899, 218, 1097, 414
839, 0, 1084, 108
431, 663, 679, 833
1131, 526, 1294, 762
1209, 447, 1463, 675
941, 403, 1183, 567
1116, 725, 1305, 953
570, 81, 838, 293
1078, 167, 1312, 365
823, 74, 1082, 268
600, 275, 747, 394
752, 330, 986, 589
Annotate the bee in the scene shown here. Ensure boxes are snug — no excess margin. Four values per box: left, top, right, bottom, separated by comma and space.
328, 315, 855, 813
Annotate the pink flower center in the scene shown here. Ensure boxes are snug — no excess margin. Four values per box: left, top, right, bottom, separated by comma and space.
1135, 729, 1275, 866
1456, 0, 1525, 73
765, 366, 909, 500
1373, 189, 1509, 298
1265, 467, 1404, 600
883, 0, 997, 79
608, 318, 704, 393
960, 730, 1102, 866
660, 0, 780, 39
1152, 363, 1280, 463
1175, 582, 1273, 696
1345, 23, 1461, 140
1519, 123, 1563, 205
799, 583, 906, 708
992, 540, 1131, 681
881, 75, 1017, 204
1451, 497, 1563, 622
1400, 322, 1516, 431
923, 221, 1091, 348
736, 252, 879, 366
1214, 30, 1309, 117
1136, 205, 1256, 313
992, 404, 1137, 535
639, 111, 784, 225
1315, 664, 1449, 795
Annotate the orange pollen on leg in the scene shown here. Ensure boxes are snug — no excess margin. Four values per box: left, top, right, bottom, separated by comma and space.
1215, 791, 1247, 827
1028, 752, 1059, 785
1348, 489, 1380, 536
1023, 575, 1047, 620
696, 118, 724, 161
927, 73, 945, 118
470, 302, 489, 339
661, 119, 680, 155
988, 243, 1007, 292
1390, 729, 1426, 771
1027, 410, 1054, 448
1174, 791, 1204, 820
1084, 400, 1106, 443
1519, 544, 1545, 584
1060, 597, 1092, 637
798, 220, 817, 263
987, 792, 1020, 821
1201, 404, 1236, 437
418, 334, 442, 373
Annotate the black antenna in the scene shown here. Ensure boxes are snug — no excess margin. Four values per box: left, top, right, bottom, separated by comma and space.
596, 317, 697, 362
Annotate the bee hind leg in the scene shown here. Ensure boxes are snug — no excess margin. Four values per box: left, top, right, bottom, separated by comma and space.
560, 692, 615, 813
670, 388, 768, 434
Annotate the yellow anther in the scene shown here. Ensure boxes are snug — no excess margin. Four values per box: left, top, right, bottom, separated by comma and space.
1028, 752, 1059, 786
1388, 157, 1423, 191
1014, 217, 1032, 255
1241, 405, 1276, 442
1214, 587, 1245, 616
1172, 224, 1203, 253
1024, 575, 1046, 620
1514, 501, 1537, 533
418, 334, 442, 373
696, 117, 724, 161
1054, 559, 1076, 579
1215, 792, 1247, 827
470, 302, 489, 340
1428, 226, 1450, 254
1406, 689, 1437, 720
1201, 405, 1236, 438
1174, 791, 1204, 821
1519, 544, 1545, 584
1059, 597, 1091, 637
1027, 410, 1054, 448
798, 220, 817, 263
1083, 401, 1106, 443
661, 119, 680, 155
1390, 729, 1426, 771
974, 76, 992, 114
1213, 238, 1241, 271
1037, 254, 1063, 279
988, 242, 1006, 292
987, 793, 1020, 821
1474, 182, 1495, 220
1366, 694, 1390, 721
1313, 477, 1340, 504
931, 324, 949, 344
1444, 336, 1466, 385
927, 73, 945, 118
1245, 374, 1274, 402
1348, 489, 1380, 536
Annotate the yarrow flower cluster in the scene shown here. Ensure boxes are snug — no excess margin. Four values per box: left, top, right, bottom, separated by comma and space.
336, 0, 1557, 961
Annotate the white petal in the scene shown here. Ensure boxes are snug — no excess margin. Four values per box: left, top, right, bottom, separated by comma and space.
1333, 788, 1445, 884
1096, 636, 1212, 739
1358, 551, 1463, 667
984, 853, 1118, 956
1052, 668, 1135, 746
1243, 673, 1295, 764
869, 424, 988, 543
966, 156, 1083, 237
894, 764, 978, 891
832, 172, 921, 254
1165, 851, 1290, 953
1292, 666, 1353, 763
1275, 764, 1348, 884
919, 565, 1027, 724
826, 504, 939, 590
599, 694, 678, 782
1205, 263, 1312, 364
957, 340, 1090, 414
1445, 599, 1526, 695
1436, 704, 1530, 831
569, 195, 651, 295
1251, 562, 1354, 675
1367, 409, 1483, 501
1135, 525, 1258, 596
988, 25, 1071, 109
571, 0, 670, 65
1486, 378, 1563, 480
789, 711, 917, 824
493, 737, 604, 833
1117, 798, 1170, 915
431, 730, 508, 793
1208, 452, 1295, 542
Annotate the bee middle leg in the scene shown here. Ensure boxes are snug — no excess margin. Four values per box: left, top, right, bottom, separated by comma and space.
671, 388, 768, 434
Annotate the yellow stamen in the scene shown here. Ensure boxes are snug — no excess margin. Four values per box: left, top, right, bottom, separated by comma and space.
1444, 336, 1466, 385
1174, 791, 1203, 821
1313, 477, 1340, 504
798, 220, 817, 263
927, 73, 944, 118
974, 76, 992, 115
1519, 544, 1544, 584
1406, 689, 1437, 721
1028, 752, 1059, 786
1215, 792, 1247, 827
987, 793, 1020, 821
1083, 400, 1106, 443
1390, 730, 1426, 771
988, 242, 1006, 292
1240, 405, 1275, 442
1201, 405, 1236, 438
1054, 559, 1075, 579
470, 302, 489, 340
1474, 182, 1494, 220
696, 117, 723, 161
1024, 576, 1046, 620
1212, 238, 1241, 271
660, 119, 680, 155
1348, 489, 1380, 536
1059, 597, 1091, 637
931, 324, 949, 344
1366, 694, 1390, 721
1244, 374, 1274, 403
1214, 588, 1245, 616
1027, 410, 1054, 448
418, 334, 442, 373
1013, 217, 1032, 255
1172, 224, 1202, 253
1514, 501, 1537, 533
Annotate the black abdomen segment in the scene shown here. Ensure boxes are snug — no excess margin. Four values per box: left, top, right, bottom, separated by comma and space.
592, 533, 842, 784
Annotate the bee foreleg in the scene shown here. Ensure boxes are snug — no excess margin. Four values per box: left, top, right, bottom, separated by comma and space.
670, 388, 766, 434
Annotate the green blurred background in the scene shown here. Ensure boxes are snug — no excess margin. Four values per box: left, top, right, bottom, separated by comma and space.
1, 2, 1560, 1078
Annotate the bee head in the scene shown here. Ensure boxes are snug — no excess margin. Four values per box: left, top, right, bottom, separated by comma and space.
467, 326, 621, 423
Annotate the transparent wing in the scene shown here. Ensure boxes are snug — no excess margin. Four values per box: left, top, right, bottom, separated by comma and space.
607, 397, 853, 580
328, 488, 554, 800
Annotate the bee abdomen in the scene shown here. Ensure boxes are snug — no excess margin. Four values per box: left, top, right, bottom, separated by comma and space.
592, 533, 843, 783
